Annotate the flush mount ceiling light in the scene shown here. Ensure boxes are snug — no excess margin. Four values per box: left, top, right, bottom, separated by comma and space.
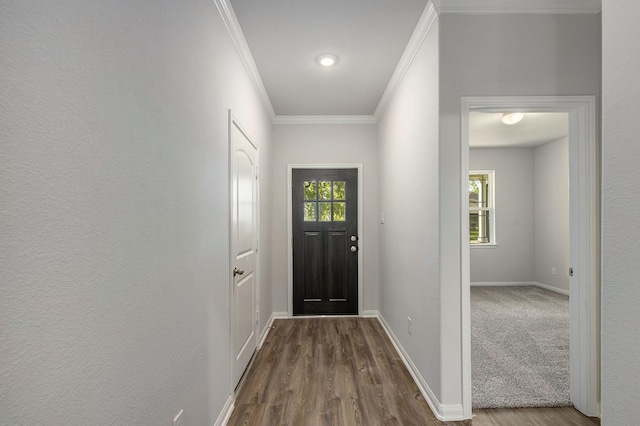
501, 112, 524, 125
316, 54, 338, 67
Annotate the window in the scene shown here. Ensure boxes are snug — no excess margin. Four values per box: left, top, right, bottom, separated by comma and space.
303, 180, 346, 222
469, 170, 495, 245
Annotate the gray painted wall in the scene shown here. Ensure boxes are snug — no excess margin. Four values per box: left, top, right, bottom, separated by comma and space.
534, 138, 569, 292
270, 124, 380, 313
470, 148, 535, 283
0, 1, 273, 424
439, 13, 601, 406
602, 0, 640, 423
377, 16, 442, 403
469, 139, 569, 294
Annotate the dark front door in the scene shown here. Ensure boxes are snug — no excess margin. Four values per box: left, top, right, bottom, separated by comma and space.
292, 168, 358, 315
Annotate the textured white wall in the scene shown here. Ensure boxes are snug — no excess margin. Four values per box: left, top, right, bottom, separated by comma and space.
534, 138, 569, 292
270, 124, 379, 313
439, 13, 601, 406
602, 0, 640, 423
377, 16, 442, 401
0, 1, 272, 424
469, 148, 535, 283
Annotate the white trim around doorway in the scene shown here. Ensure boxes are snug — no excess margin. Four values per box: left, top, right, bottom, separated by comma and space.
460, 96, 599, 418
287, 164, 364, 318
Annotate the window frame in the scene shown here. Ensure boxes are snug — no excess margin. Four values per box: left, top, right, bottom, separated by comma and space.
469, 170, 497, 247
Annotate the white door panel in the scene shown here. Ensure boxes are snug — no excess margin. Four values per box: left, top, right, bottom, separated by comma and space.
230, 113, 258, 388
236, 151, 254, 254
235, 273, 255, 357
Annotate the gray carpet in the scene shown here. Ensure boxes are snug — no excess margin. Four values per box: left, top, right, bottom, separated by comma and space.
471, 286, 570, 409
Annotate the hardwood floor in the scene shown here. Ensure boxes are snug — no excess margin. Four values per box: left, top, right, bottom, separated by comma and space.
227, 318, 599, 426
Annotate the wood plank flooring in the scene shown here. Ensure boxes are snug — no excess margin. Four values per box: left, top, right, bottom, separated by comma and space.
227, 318, 599, 426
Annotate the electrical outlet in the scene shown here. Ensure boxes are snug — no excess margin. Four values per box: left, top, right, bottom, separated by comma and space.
551, 267, 557, 276
173, 409, 184, 426
407, 317, 412, 335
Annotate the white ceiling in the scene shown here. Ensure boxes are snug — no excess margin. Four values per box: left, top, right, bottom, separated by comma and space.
227, 0, 600, 119
469, 112, 568, 148
229, 0, 429, 116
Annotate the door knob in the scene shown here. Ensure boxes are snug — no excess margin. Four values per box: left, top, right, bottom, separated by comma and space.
350, 246, 358, 253
233, 267, 244, 277
350, 235, 359, 242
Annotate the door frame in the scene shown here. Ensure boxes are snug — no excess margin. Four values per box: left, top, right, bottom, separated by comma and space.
287, 164, 364, 317
460, 96, 599, 418
228, 110, 260, 389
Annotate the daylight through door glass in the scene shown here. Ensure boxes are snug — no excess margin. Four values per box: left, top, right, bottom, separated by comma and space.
302, 179, 347, 222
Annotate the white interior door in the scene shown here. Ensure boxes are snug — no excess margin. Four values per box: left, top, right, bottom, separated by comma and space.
230, 114, 258, 388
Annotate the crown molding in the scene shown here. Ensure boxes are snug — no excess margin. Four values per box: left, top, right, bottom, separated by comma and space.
273, 115, 377, 125
214, 0, 276, 121
216, 0, 600, 126
431, 0, 601, 14
373, 1, 438, 121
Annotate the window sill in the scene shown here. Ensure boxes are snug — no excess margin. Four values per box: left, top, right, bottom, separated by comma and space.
470, 243, 498, 249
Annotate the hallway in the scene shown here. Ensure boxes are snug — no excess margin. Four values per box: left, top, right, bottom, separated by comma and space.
228, 318, 445, 425
5, 1, 639, 424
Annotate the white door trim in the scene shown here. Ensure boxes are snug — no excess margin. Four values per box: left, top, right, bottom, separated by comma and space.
460, 96, 599, 418
287, 164, 364, 317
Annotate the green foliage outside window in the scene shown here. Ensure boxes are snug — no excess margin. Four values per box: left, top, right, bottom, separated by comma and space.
303, 180, 347, 222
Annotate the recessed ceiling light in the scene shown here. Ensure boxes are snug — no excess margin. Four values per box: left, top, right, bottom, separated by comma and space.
316, 54, 338, 67
502, 112, 524, 125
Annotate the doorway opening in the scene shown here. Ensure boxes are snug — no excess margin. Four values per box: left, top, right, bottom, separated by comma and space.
468, 111, 571, 409
460, 96, 599, 418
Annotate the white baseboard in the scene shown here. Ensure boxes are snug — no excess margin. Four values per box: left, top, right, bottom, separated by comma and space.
440, 403, 465, 421
471, 281, 533, 287
258, 311, 288, 349
372, 311, 465, 421
214, 395, 234, 426
271, 310, 379, 319
471, 281, 570, 296
532, 281, 570, 296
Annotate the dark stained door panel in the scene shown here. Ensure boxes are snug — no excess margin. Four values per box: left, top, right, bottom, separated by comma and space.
292, 168, 358, 315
